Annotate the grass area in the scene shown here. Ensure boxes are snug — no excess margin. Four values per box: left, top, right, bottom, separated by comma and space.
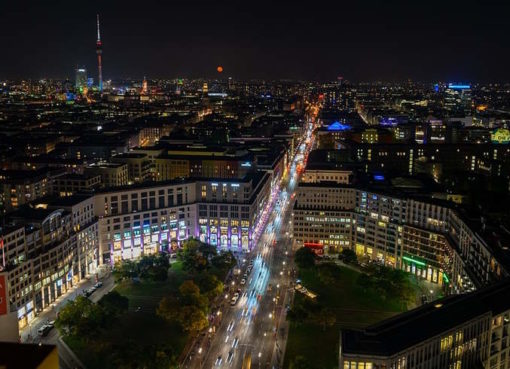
68, 260, 190, 369
284, 263, 411, 369
66, 313, 188, 369
114, 260, 187, 312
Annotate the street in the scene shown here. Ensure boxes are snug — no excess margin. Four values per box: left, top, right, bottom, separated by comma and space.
189, 112, 316, 369
21, 105, 318, 369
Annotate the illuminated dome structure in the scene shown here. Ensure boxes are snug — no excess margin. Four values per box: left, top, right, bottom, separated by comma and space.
326, 121, 351, 131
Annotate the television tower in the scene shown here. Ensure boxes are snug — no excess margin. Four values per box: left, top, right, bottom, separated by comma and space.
96, 14, 103, 92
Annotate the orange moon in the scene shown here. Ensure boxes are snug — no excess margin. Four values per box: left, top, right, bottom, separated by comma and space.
217, 66, 224, 73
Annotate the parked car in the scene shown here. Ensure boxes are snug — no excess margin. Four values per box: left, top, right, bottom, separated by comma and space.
37, 325, 52, 337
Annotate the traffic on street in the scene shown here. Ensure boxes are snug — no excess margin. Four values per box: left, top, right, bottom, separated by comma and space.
188, 105, 318, 369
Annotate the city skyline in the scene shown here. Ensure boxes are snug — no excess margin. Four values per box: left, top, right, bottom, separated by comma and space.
2, 0, 510, 82
2, 3, 510, 369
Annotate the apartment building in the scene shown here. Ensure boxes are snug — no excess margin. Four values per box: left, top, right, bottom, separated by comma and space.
52, 173, 101, 197
0, 194, 98, 330
0, 169, 63, 211
340, 281, 510, 369
93, 173, 271, 264
292, 173, 508, 293
84, 162, 128, 188
111, 153, 152, 184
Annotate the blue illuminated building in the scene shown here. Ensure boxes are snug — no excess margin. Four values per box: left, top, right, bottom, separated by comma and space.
327, 121, 351, 131
448, 83, 471, 90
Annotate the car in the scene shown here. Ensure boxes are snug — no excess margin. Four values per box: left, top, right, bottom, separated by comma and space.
240, 278, 246, 285
232, 337, 239, 348
227, 350, 234, 364
230, 293, 240, 306
94, 281, 103, 289
46, 320, 55, 328
227, 320, 235, 332
37, 325, 52, 337
215, 355, 223, 366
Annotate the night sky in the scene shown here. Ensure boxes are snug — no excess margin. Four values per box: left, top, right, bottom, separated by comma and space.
1, 0, 510, 82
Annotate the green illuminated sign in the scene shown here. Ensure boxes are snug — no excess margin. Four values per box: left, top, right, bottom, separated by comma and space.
443, 273, 450, 284
402, 256, 426, 267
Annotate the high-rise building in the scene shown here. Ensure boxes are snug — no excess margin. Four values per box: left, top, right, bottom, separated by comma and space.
75, 67, 87, 92
96, 14, 103, 92
141, 77, 148, 95
444, 83, 472, 114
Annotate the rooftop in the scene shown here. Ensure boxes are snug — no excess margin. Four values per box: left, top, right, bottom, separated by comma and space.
342, 280, 510, 357
0, 342, 58, 369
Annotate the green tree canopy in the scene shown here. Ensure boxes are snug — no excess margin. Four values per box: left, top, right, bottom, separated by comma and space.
99, 290, 129, 318
295, 247, 316, 269
340, 249, 358, 264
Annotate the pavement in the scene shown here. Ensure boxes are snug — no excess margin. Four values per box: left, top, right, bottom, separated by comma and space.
20, 272, 116, 369
187, 115, 316, 369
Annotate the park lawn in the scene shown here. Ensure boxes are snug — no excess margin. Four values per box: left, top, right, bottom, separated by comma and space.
68, 261, 191, 368
284, 264, 408, 369
67, 313, 188, 369
114, 260, 188, 311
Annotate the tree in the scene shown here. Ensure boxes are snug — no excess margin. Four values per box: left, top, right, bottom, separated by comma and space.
177, 305, 209, 333
113, 260, 137, 282
179, 239, 208, 272
290, 356, 312, 369
179, 280, 209, 313
318, 308, 336, 331
196, 273, 224, 301
99, 291, 129, 318
210, 251, 236, 277
179, 279, 201, 297
357, 273, 373, 291
294, 247, 316, 269
157, 295, 180, 322
318, 263, 338, 285
340, 249, 358, 264
55, 296, 105, 340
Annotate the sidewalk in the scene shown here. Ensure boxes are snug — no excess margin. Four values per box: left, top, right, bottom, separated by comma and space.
21, 273, 114, 344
